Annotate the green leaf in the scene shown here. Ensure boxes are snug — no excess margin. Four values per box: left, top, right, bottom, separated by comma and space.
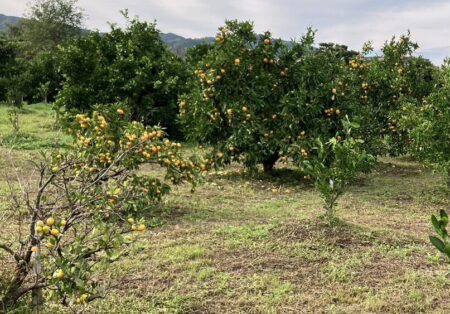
440, 209, 448, 226
430, 236, 446, 254
431, 215, 443, 237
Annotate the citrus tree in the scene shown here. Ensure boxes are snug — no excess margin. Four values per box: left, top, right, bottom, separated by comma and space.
56, 13, 189, 138
0, 35, 18, 102
295, 118, 375, 218
347, 35, 420, 156
0, 104, 202, 312
180, 20, 296, 173
400, 61, 450, 183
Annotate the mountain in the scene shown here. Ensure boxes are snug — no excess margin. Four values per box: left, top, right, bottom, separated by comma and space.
0, 14, 20, 32
0, 13, 213, 56
160, 33, 214, 55
416, 47, 450, 65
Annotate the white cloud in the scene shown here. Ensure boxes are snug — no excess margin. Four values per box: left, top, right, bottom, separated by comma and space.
1, 0, 449, 56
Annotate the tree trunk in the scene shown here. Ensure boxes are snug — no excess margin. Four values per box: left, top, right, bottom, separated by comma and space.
31, 251, 43, 314
0, 264, 29, 313
262, 153, 279, 173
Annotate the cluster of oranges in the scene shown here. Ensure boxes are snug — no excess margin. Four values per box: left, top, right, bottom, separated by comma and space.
127, 218, 146, 232
34, 217, 65, 250
349, 57, 368, 71
76, 112, 109, 130
300, 148, 309, 159
324, 108, 341, 117
387, 121, 398, 133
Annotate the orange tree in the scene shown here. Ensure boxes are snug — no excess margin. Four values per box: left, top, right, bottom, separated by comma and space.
345, 35, 421, 156
180, 20, 295, 173
180, 21, 394, 173
181, 21, 375, 218
400, 61, 450, 182
55, 14, 189, 138
398, 62, 450, 255
0, 104, 202, 312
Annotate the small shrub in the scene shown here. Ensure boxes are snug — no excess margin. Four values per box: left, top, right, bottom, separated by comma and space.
300, 118, 375, 218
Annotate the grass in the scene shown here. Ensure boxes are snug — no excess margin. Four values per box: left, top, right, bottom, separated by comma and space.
2, 105, 450, 313
0, 103, 71, 150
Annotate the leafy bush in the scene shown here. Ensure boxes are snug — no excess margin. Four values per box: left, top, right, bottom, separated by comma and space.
352, 35, 420, 156
401, 62, 450, 183
300, 119, 375, 217
56, 14, 189, 138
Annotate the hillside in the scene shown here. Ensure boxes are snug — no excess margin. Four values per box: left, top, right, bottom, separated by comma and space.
0, 14, 20, 32
0, 13, 214, 56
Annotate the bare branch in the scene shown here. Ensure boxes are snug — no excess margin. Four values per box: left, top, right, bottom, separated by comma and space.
0, 242, 22, 263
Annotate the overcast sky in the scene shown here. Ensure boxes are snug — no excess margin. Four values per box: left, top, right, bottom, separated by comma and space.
2, 0, 450, 54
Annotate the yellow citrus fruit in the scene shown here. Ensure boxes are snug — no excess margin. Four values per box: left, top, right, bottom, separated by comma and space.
53, 269, 64, 280
137, 224, 146, 231
46, 217, 55, 226
51, 229, 60, 237
79, 294, 89, 303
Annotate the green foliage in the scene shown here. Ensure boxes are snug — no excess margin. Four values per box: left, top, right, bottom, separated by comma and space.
181, 20, 385, 177
430, 210, 450, 258
401, 62, 450, 181
0, 35, 27, 104
56, 14, 189, 138
300, 118, 375, 217
351, 35, 419, 156
24, 52, 61, 103
185, 42, 212, 68
405, 56, 438, 101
